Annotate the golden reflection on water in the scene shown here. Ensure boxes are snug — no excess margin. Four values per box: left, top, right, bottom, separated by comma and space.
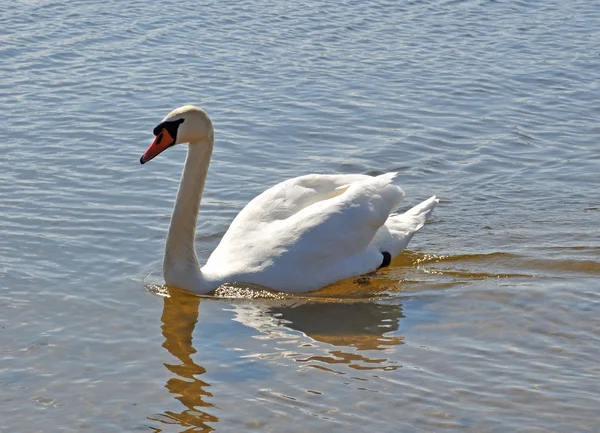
146, 249, 600, 431
232, 297, 406, 373
150, 288, 217, 433
264, 301, 404, 351
150, 284, 409, 431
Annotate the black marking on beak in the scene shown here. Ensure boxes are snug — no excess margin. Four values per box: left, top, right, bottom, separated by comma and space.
153, 118, 185, 138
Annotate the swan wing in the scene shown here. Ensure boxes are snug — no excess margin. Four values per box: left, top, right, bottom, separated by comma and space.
207, 174, 370, 246
233, 173, 373, 221
203, 173, 406, 291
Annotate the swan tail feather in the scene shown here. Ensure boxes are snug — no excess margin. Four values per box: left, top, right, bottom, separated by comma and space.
392, 195, 438, 221
376, 195, 439, 257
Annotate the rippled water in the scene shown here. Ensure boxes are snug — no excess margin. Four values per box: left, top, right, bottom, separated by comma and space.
2, 0, 600, 431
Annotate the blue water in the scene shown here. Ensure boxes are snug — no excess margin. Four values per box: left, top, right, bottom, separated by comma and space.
2, 0, 600, 431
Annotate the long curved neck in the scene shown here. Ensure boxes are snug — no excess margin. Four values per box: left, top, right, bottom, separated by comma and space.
163, 138, 214, 292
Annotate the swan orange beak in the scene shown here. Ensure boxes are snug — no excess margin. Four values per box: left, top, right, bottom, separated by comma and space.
140, 128, 175, 164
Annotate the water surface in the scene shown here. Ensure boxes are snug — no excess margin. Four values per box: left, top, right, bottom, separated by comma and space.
1, 0, 600, 431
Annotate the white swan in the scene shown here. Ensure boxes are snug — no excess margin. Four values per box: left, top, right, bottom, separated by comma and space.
140, 105, 438, 294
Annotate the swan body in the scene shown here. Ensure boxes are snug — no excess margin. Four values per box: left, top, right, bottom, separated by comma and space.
140, 105, 438, 294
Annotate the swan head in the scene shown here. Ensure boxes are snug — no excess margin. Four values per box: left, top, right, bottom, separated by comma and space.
140, 105, 214, 164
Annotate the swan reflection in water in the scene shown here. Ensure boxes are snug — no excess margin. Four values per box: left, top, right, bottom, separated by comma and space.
150, 285, 406, 432
149, 288, 217, 431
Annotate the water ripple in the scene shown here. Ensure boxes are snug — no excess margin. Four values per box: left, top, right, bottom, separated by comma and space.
2, 0, 600, 431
